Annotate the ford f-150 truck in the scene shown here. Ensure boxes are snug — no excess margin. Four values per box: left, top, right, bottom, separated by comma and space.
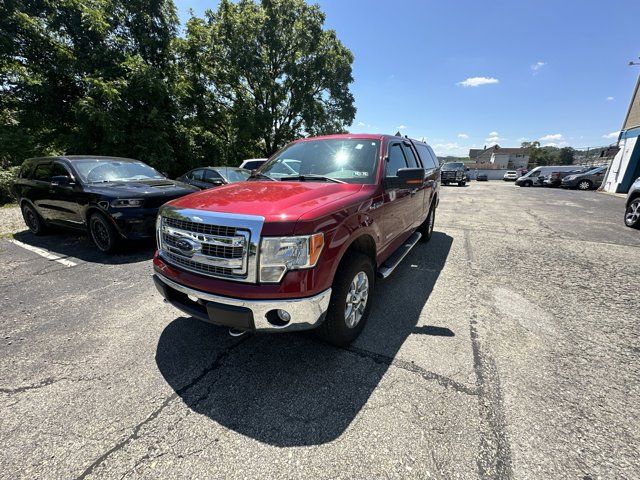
153, 134, 440, 346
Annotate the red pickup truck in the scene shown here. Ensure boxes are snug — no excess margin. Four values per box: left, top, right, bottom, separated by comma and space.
153, 134, 440, 345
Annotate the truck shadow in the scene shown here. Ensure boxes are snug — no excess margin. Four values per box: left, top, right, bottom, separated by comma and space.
155, 232, 453, 446
11, 230, 154, 265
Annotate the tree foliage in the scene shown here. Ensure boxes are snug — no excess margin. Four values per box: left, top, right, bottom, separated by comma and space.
0, 0, 356, 175
521, 141, 575, 167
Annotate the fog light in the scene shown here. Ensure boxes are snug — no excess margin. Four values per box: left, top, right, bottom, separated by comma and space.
277, 309, 291, 322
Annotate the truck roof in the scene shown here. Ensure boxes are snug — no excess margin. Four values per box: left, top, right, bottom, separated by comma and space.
293, 133, 428, 145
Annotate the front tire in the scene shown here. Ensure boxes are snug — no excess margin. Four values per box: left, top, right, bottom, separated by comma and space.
89, 213, 119, 253
625, 198, 640, 229
21, 203, 48, 235
318, 253, 374, 347
577, 180, 592, 191
458, 181, 466, 186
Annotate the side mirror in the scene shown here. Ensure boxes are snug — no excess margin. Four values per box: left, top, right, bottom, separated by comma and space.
387, 168, 424, 189
51, 175, 73, 186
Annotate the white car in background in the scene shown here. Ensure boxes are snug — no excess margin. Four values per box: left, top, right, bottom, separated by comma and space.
239, 158, 268, 170
503, 170, 519, 181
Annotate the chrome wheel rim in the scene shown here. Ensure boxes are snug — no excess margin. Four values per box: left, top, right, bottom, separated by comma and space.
344, 271, 369, 329
626, 201, 640, 225
578, 181, 590, 190
92, 219, 110, 250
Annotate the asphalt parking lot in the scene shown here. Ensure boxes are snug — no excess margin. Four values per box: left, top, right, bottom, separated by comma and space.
1, 182, 639, 479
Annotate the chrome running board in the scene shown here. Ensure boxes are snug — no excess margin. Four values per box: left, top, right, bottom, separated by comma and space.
377, 232, 422, 279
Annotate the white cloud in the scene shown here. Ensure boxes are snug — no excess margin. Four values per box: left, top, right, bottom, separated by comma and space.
488, 131, 499, 137
432, 142, 468, 156
517, 137, 529, 142
457, 133, 469, 139
457, 76, 499, 87
606, 96, 614, 101
397, 125, 407, 130
357, 122, 366, 127
539, 133, 564, 141
602, 131, 620, 139
531, 61, 546, 74
485, 131, 505, 145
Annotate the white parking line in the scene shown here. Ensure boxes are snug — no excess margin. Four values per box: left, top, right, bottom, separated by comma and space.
9, 239, 78, 267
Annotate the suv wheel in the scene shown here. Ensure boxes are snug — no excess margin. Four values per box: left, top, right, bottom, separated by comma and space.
577, 180, 592, 191
21, 203, 47, 235
318, 253, 374, 347
418, 205, 436, 242
522, 180, 532, 187
458, 181, 466, 186
625, 198, 640, 229
89, 213, 118, 253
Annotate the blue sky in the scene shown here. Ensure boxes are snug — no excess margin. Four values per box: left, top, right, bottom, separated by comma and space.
175, 0, 640, 156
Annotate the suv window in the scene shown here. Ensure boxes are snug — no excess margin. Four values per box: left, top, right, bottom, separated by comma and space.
402, 143, 420, 168
386, 143, 407, 177
415, 144, 438, 169
51, 163, 70, 178
33, 163, 54, 182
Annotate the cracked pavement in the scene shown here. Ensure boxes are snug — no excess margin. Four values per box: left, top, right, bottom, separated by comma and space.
1, 182, 639, 479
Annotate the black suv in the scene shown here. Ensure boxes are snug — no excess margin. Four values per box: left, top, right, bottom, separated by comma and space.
440, 162, 467, 186
13, 156, 198, 252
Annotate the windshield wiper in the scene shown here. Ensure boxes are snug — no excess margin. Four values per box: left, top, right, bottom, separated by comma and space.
248, 171, 276, 181
283, 175, 346, 184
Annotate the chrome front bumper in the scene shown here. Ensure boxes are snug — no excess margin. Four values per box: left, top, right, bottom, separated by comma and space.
153, 273, 331, 332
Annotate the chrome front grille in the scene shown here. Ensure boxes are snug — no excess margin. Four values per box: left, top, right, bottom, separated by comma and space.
158, 207, 265, 283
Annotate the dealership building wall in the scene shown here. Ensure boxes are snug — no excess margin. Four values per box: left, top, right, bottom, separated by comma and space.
603, 76, 640, 193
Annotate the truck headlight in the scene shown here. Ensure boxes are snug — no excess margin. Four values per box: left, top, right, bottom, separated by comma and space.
259, 233, 324, 283
111, 198, 144, 208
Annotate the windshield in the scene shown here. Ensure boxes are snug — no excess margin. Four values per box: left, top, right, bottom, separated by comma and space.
73, 159, 164, 183
217, 167, 250, 183
442, 162, 464, 169
260, 139, 380, 184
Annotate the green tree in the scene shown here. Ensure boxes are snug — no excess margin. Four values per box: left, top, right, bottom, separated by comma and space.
0, 0, 180, 172
558, 147, 575, 165
203, 0, 356, 157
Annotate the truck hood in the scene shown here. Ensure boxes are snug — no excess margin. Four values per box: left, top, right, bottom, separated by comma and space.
166, 180, 364, 223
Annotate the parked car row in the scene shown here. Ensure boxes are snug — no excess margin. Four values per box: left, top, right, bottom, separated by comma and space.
515, 165, 607, 190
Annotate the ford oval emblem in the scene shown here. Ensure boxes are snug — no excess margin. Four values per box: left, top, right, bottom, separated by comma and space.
174, 238, 200, 256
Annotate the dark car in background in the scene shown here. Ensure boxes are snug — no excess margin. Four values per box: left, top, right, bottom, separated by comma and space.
561, 165, 607, 190
13, 156, 198, 252
544, 168, 589, 187
441, 162, 467, 186
476, 173, 488, 181
177, 166, 250, 190
624, 176, 640, 229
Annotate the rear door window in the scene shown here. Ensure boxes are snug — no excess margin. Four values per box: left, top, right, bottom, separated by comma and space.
386, 143, 408, 177
414, 144, 438, 169
190, 169, 204, 181
51, 163, 70, 178
402, 143, 420, 168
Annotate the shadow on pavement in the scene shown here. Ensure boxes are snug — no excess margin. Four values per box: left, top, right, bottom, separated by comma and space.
12, 230, 154, 265
155, 232, 453, 446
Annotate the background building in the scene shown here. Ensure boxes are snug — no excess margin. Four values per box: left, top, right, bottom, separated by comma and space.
603, 75, 640, 193
469, 145, 529, 169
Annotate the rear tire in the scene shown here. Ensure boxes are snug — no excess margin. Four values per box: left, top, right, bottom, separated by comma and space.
625, 198, 640, 229
317, 253, 374, 347
522, 181, 532, 187
458, 181, 466, 186
89, 213, 119, 253
21, 203, 48, 235
418, 204, 436, 242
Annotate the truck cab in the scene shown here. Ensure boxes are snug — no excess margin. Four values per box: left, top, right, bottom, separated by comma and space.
153, 134, 440, 345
